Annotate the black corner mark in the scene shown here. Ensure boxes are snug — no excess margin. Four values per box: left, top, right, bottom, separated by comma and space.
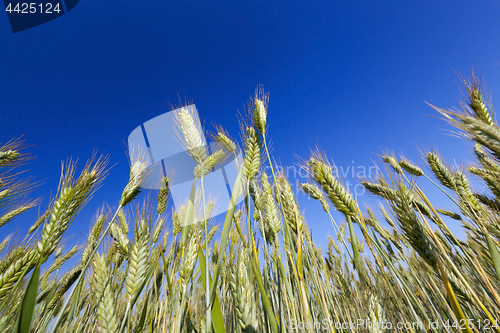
4, 0, 79, 33
64, 0, 77, 12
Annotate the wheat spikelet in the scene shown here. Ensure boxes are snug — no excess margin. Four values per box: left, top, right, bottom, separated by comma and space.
36, 279, 55, 304
348, 236, 364, 253
243, 127, 261, 181
473, 143, 500, 172
0, 235, 11, 253
468, 166, 500, 179
450, 115, 500, 160
309, 156, 357, 217
476, 174, 500, 200
82, 214, 105, 263
174, 106, 207, 164
172, 210, 182, 237
156, 176, 169, 215
38, 157, 107, 259
362, 181, 399, 201
328, 235, 340, 255
164, 239, 177, 270
0, 248, 37, 300
365, 210, 393, 241
364, 208, 378, 228
260, 173, 280, 245
126, 219, 149, 300
254, 99, 267, 135
0, 247, 25, 275
365, 179, 433, 226
368, 294, 386, 333
0, 175, 34, 213
0, 150, 20, 166
118, 210, 128, 234
204, 225, 218, 247
412, 199, 432, 218
109, 221, 130, 256
454, 172, 481, 212
276, 174, 303, 236
229, 247, 256, 332
28, 208, 50, 234
461, 71, 495, 126
194, 149, 227, 179
0, 201, 36, 227
120, 159, 148, 207
399, 158, 424, 176
46, 245, 78, 276
92, 253, 118, 333
248, 179, 264, 222
47, 266, 82, 312
389, 184, 437, 268
0, 190, 10, 203
212, 125, 237, 153
252, 86, 269, 135
179, 224, 201, 285
153, 218, 166, 243
382, 155, 403, 174
337, 223, 346, 243
436, 209, 461, 220
441, 267, 474, 305
474, 193, 500, 211
301, 182, 330, 212
380, 205, 396, 228
427, 152, 456, 190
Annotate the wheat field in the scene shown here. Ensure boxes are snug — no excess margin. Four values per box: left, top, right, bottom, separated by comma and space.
1, 70, 500, 333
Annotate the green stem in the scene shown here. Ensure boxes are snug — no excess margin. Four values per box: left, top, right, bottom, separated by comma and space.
201, 163, 211, 333
346, 215, 364, 283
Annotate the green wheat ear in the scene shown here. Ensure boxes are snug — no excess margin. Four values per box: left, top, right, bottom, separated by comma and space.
427, 151, 456, 190
120, 159, 148, 207
215, 128, 237, 153
92, 254, 118, 333
398, 157, 424, 176
174, 106, 207, 164
243, 126, 261, 182
253, 85, 269, 135
308, 155, 357, 217
382, 155, 403, 175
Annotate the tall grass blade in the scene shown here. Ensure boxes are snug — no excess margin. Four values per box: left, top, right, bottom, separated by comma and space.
14, 257, 41, 333
198, 244, 226, 333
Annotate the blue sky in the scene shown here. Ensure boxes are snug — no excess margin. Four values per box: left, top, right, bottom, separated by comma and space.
1, 0, 500, 249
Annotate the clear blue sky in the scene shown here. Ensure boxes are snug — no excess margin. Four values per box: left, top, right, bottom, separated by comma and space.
2, 0, 500, 248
